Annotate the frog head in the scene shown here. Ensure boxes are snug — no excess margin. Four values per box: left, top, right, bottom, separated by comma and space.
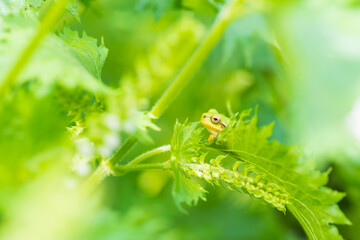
200, 109, 227, 135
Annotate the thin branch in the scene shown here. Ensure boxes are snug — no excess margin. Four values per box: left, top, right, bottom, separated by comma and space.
107, 136, 139, 166
113, 162, 171, 176
150, 0, 242, 119
127, 144, 171, 165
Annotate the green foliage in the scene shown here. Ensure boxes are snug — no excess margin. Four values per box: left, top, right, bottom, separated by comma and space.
0, 0, 358, 239
170, 109, 351, 240
135, 0, 179, 19
57, 27, 108, 80
131, 111, 161, 144
28, 0, 45, 8
67, 0, 81, 22
0, 0, 47, 16
216, 109, 351, 240
171, 120, 203, 160
0, 90, 68, 186
171, 120, 207, 212
172, 167, 207, 212
0, 14, 108, 96
181, 0, 220, 15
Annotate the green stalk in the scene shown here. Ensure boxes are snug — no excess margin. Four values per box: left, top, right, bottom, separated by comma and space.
82, 166, 108, 194
0, 0, 71, 100
82, 162, 171, 194
127, 144, 171, 165
113, 162, 171, 176
85, 0, 244, 189
107, 0, 242, 165
86, 144, 170, 187
107, 136, 139, 166
150, 0, 243, 118
83, 137, 139, 192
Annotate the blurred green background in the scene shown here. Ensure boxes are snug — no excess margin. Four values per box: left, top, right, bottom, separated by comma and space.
1, 0, 360, 239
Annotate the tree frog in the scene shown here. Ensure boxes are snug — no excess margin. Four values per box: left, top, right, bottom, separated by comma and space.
200, 109, 230, 142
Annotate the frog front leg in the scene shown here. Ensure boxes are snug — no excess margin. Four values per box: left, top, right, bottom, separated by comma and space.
208, 133, 217, 143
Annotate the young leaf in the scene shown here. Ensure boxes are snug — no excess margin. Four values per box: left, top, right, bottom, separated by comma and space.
0, 14, 108, 96
66, 0, 81, 22
172, 166, 207, 213
28, 0, 45, 8
171, 120, 203, 162
129, 111, 161, 144
212, 109, 351, 240
170, 120, 207, 211
57, 27, 108, 80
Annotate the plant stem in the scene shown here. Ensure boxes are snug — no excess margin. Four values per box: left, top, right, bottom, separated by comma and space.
82, 166, 108, 194
127, 144, 171, 165
113, 162, 171, 176
85, 0, 244, 189
106, 0, 242, 166
83, 136, 140, 190
107, 135, 139, 166
82, 162, 171, 194
84, 148, 171, 190
150, 0, 243, 119
0, 0, 71, 101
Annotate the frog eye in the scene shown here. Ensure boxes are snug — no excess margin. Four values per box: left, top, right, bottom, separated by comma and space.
211, 115, 221, 124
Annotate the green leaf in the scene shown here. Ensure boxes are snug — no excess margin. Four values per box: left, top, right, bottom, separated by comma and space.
170, 120, 208, 212
172, 166, 207, 213
181, 0, 220, 15
214, 109, 351, 240
0, 89, 68, 186
0, 0, 45, 15
135, 0, 179, 19
66, 0, 81, 22
0, 14, 108, 96
28, 0, 45, 8
0, 0, 25, 15
57, 27, 108, 81
131, 111, 161, 144
171, 120, 203, 162
170, 110, 350, 240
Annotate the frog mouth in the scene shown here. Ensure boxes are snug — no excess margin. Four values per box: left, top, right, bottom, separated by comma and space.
207, 128, 219, 135
200, 119, 220, 134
